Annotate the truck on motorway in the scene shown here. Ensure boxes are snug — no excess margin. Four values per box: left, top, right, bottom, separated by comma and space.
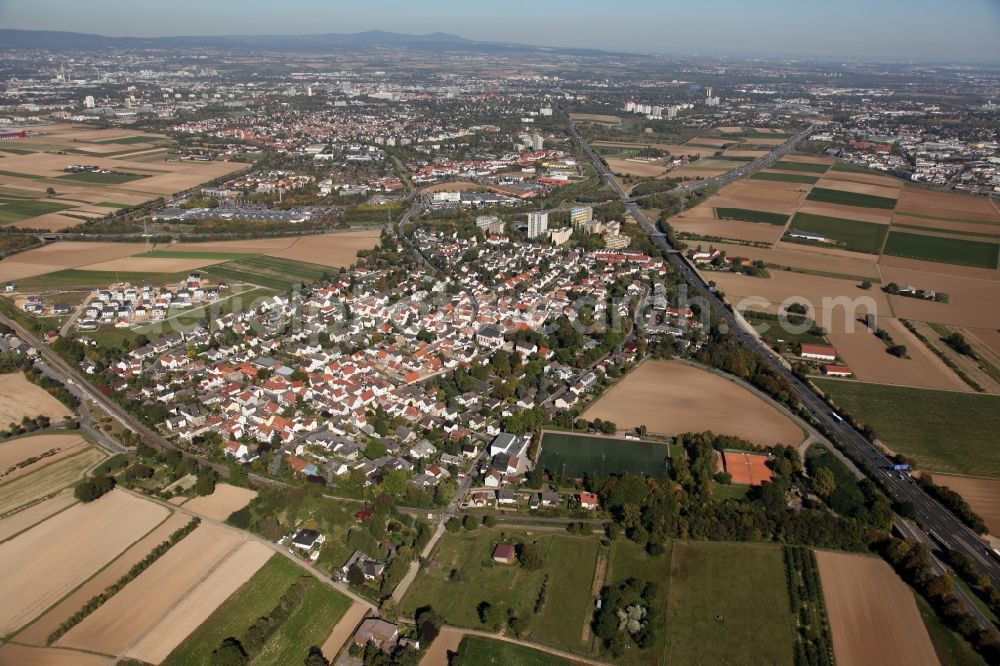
830, 410, 844, 424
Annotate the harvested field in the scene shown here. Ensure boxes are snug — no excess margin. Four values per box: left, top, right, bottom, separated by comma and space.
182, 483, 257, 521
321, 602, 370, 661
931, 475, 1000, 535
125, 540, 272, 664
961, 327, 1000, 364
796, 200, 895, 224
879, 254, 997, 281
0, 241, 145, 281
814, 177, 901, 199
16, 511, 191, 645
606, 158, 668, 178
686, 137, 731, 147
718, 180, 810, 205
245, 232, 379, 267
583, 360, 804, 446
751, 171, 819, 185
896, 188, 1000, 224
0, 373, 71, 424
816, 550, 936, 666
671, 165, 729, 179
891, 213, 1000, 237
881, 264, 1000, 329
780, 155, 835, 165
708, 270, 891, 320
672, 218, 786, 244
0, 644, 112, 666
827, 314, 971, 391
0, 446, 105, 514
57, 523, 244, 655
823, 170, 903, 189
77, 256, 229, 273
908, 321, 1000, 393
0, 432, 85, 485
710, 242, 880, 279
722, 149, 768, 158
0, 489, 169, 636
0, 488, 75, 543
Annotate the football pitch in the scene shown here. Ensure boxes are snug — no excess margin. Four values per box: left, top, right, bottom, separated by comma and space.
538, 431, 670, 479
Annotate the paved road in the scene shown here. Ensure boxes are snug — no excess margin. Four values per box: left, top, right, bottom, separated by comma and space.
561, 108, 1000, 604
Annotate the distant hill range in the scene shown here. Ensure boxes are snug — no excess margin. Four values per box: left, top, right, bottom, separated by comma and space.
0, 28, 612, 56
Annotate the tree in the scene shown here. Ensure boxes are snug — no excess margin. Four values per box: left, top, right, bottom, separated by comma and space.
813, 467, 837, 498
211, 637, 248, 666
462, 515, 478, 531
346, 564, 366, 587
482, 514, 496, 528
888, 344, 907, 358
195, 467, 219, 496
415, 606, 444, 644
445, 517, 462, 533
46, 187, 56, 196
518, 541, 544, 570
304, 646, 329, 666
478, 601, 504, 631
859, 280, 872, 290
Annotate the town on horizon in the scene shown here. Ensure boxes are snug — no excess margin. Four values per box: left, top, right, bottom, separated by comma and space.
0, 6, 998, 666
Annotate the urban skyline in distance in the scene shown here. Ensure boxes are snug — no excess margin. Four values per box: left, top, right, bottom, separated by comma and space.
1, 5, 999, 666
2, 0, 1000, 62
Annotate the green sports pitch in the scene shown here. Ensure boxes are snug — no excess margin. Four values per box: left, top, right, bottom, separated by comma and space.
538, 431, 670, 478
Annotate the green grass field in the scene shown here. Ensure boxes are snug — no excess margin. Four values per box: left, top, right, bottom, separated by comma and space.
784, 212, 889, 254
815, 379, 1000, 478
0, 197, 74, 225
17, 268, 188, 290
203, 256, 332, 292
665, 541, 794, 666
806, 187, 897, 210
772, 161, 830, 173
92, 135, 159, 145
451, 636, 578, 666
715, 208, 789, 226
253, 579, 352, 666
56, 171, 148, 184
916, 594, 988, 666
401, 530, 599, 653
882, 231, 999, 269
750, 171, 820, 184
605, 540, 671, 665
94, 202, 129, 209
0, 169, 44, 180
162, 555, 304, 666
538, 432, 670, 479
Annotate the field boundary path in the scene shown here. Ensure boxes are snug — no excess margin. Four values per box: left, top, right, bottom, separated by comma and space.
581, 550, 608, 645
422, 625, 609, 666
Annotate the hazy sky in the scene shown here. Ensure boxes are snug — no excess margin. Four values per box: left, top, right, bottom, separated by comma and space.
2, 0, 999, 62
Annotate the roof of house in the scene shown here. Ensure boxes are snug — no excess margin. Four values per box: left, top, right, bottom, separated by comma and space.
493, 543, 516, 561
292, 528, 321, 547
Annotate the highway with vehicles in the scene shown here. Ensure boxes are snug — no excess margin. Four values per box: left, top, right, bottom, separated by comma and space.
561, 108, 1000, 599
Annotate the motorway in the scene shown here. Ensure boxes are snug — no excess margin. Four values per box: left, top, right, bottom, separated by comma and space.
561, 108, 1000, 598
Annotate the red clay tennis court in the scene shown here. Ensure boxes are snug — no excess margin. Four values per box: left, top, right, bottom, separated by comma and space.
722, 450, 775, 486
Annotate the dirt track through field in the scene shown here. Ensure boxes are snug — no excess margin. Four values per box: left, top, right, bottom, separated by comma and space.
815, 550, 937, 666
419, 627, 465, 666
321, 602, 371, 661
581, 551, 608, 644
583, 360, 805, 446
0, 490, 169, 636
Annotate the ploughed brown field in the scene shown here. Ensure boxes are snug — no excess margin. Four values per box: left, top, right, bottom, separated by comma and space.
814, 177, 901, 199
703, 242, 880, 279
931, 474, 1000, 535
583, 360, 805, 446
181, 482, 257, 521
672, 218, 786, 245
0, 644, 112, 666
895, 188, 1000, 223
815, 550, 937, 666
0, 489, 169, 636
880, 264, 1000, 329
